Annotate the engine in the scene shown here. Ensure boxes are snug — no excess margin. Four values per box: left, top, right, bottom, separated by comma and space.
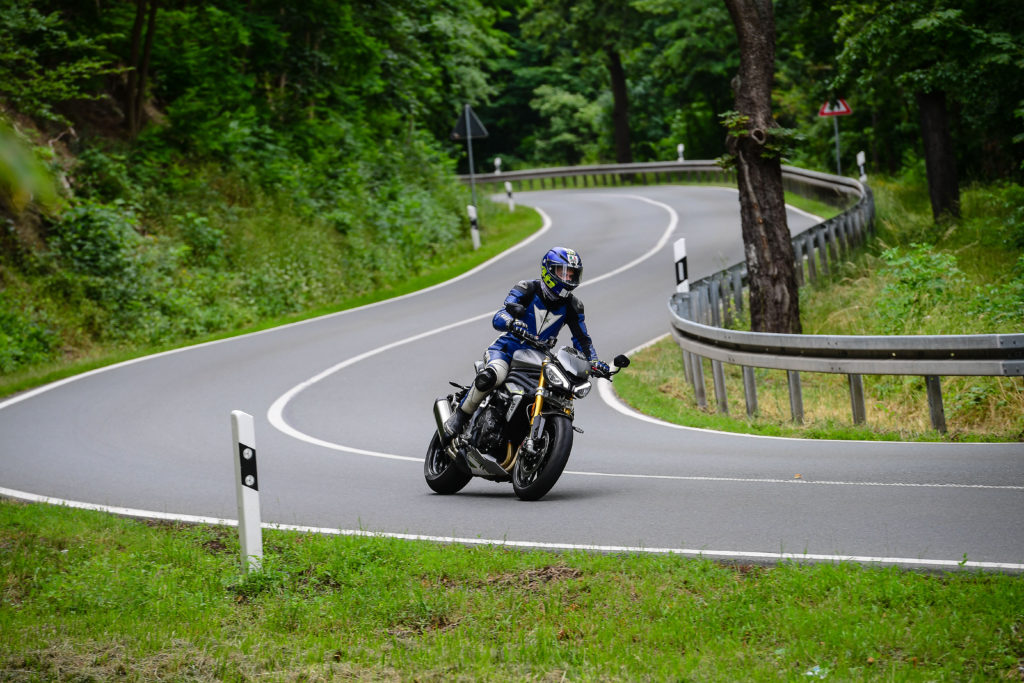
472, 395, 508, 455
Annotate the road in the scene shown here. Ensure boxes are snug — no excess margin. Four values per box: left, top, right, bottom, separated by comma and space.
2, 185, 1022, 572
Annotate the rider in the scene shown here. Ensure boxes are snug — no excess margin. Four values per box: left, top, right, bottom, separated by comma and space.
442, 246, 610, 442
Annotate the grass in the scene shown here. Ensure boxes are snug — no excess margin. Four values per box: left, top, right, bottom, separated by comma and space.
2, 499, 1023, 682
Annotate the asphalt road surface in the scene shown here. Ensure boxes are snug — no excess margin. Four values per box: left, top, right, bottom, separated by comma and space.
2, 185, 1022, 572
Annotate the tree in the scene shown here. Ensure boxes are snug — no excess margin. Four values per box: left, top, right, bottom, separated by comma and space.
638, 0, 738, 160
125, 0, 157, 137
722, 0, 801, 334
833, 0, 1024, 220
521, 0, 646, 163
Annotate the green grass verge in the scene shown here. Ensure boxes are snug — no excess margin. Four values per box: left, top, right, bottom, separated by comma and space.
2, 499, 1022, 682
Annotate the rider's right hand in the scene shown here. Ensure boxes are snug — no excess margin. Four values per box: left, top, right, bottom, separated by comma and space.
509, 320, 529, 339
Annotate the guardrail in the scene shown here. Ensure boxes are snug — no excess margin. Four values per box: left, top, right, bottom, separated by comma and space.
468, 160, 862, 205
655, 164, 1020, 434
465, 160, 1021, 434
669, 295, 1024, 432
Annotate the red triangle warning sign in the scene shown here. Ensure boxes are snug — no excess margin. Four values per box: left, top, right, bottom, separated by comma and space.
819, 99, 852, 117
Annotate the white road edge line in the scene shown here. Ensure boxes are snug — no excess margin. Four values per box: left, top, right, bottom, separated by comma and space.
1, 486, 1020, 572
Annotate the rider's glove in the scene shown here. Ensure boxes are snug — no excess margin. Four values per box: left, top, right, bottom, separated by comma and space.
591, 359, 610, 376
509, 320, 529, 339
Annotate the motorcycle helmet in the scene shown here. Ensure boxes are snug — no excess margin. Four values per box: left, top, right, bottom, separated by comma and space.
540, 247, 583, 299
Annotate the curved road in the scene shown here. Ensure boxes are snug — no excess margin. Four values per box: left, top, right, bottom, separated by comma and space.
2, 186, 1022, 572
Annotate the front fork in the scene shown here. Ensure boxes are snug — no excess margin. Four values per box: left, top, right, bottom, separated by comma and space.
523, 359, 548, 454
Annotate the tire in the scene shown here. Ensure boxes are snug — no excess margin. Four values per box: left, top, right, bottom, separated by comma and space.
424, 432, 472, 494
512, 415, 574, 501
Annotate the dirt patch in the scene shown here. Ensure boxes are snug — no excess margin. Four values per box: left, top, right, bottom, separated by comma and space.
488, 565, 583, 590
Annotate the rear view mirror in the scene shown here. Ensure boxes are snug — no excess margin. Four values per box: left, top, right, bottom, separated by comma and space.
613, 355, 630, 368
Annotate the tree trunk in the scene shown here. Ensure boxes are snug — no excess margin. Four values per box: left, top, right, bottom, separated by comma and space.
125, 0, 146, 135
916, 89, 960, 220
125, 0, 158, 138
723, 0, 801, 334
605, 46, 632, 164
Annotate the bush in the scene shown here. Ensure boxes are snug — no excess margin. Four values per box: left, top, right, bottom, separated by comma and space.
873, 243, 965, 334
0, 301, 57, 373
49, 200, 140, 277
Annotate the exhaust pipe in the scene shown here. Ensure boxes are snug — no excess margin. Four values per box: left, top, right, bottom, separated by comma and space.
433, 398, 453, 437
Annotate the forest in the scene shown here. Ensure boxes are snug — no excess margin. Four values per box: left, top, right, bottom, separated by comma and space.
1, 0, 1022, 378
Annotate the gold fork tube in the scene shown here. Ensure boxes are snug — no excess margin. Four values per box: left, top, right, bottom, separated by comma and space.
530, 360, 547, 424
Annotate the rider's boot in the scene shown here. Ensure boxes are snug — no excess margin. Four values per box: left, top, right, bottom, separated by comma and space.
441, 366, 498, 445
441, 408, 469, 445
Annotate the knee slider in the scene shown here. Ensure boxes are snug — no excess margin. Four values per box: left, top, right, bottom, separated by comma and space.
474, 367, 498, 391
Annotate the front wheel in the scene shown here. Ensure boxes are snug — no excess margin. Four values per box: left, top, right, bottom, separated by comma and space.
512, 415, 573, 501
424, 432, 472, 494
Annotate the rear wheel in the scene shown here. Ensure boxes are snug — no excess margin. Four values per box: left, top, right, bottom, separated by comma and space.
512, 415, 573, 501
424, 432, 472, 494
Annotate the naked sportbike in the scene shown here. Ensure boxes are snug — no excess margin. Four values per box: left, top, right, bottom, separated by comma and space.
424, 303, 628, 501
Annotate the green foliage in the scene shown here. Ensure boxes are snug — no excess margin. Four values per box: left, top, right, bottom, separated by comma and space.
0, 299, 57, 373
175, 211, 226, 269
832, 0, 1024, 180
71, 147, 138, 203
0, 0, 120, 125
0, 119, 60, 212
528, 85, 603, 164
874, 243, 965, 334
49, 200, 141, 278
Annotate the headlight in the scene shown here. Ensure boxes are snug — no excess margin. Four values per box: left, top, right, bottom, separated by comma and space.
544, 364, 569, 390
573, 382, 592, 398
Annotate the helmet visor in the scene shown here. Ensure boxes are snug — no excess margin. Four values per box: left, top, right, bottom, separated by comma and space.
553, 264, 580, 284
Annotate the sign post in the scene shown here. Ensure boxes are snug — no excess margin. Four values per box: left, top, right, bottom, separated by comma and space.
451, 105, 489, 250
818, 99, 852, 176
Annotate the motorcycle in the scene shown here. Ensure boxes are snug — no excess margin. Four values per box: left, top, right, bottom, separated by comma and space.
424, 302, 629, 501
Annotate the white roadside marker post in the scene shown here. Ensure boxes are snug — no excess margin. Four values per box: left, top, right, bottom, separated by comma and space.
504, 180, 515, 212
467, 204, 481, 251
231, 410, 262, 573
673, 237, 689, 293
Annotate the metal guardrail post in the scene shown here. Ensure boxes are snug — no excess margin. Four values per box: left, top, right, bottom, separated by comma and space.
709, 280, 722, 327
926, 375, 948, 434
712, 360, 728, 414
787, 370, 804, 424
817, 229, 830, 277
732, 269, 744, 314
692, 355, 707, 409
806, 236, 818, 283
793, 239, 805, 287
849, 374, 866, 425
742, 366, 758, 416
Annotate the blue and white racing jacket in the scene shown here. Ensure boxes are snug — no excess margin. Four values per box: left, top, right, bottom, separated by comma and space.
487, 279, 597, 362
